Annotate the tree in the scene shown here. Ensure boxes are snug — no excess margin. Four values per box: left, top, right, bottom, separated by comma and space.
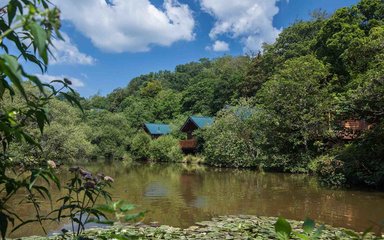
256, 55, 332, 172
40, 100, 94, 163
203, 102, 260, 168
0, 0, 80, 237
239, 53, 268, 97
87, 111, 132, 161
140, 80, 162, 98
121, 96, 155, 128
153, 90, 182, 121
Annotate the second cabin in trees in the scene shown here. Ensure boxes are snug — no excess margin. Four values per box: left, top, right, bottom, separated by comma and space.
179, 116, 214, 152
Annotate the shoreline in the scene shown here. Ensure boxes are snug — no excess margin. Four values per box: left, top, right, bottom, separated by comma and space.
16, 215, 382, 239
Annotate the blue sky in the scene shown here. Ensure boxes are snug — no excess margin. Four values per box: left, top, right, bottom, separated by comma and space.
32, 0, 359, 97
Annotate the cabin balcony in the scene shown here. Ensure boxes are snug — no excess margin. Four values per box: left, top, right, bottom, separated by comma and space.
338, 119, 372, 140
180, 139, 197, 150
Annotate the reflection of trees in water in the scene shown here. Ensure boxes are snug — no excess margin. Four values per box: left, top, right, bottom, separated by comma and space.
9, 163, 384, 235
114, 164, 382, 231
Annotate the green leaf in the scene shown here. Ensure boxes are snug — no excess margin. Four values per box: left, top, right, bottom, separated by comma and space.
302, 218, 315, 234
85, 190, 94, 202
1, 54, 27, 100
33, 185, 51, 201
61, 92, 84, 113
27, 75, 46, 96
313, 225, 325, 238
361, 227, 373, 238
35, 109, 47, 134
11, 219, 38, 234
343, 229, 360, 238
120, 204, 135, 212
124, 212, 145, 222
293, 232, 309, 240
0, 212, 8, 239
21, 131, 42, 150
95, 204, 115, 213
275, 217, 292, 240
7, 0, 17, 24
29, 22, 48, 64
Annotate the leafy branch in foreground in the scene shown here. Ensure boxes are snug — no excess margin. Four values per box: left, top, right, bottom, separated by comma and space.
0, 0, 83, 238
52, 167, 113, 237
52, 167, 145, 238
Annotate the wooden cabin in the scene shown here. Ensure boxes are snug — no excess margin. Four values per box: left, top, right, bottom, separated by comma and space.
179, 116, 214, 152
339, 119, 371, 140
143, 123, 171, 139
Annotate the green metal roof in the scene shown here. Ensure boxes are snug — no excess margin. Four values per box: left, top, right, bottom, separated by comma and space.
190, 116, 214, 128
144, 123, 171, 135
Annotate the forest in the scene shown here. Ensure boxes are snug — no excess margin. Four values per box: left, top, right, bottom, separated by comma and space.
1, 0, 384, 238
3, 0, 384, 189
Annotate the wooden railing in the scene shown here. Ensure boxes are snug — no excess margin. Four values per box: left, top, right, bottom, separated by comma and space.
342, 119, 368, 131
338, 119, 371, 140
179, 139, 197, 150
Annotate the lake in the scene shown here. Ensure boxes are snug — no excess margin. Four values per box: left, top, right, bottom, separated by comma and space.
9, 162, 384, 237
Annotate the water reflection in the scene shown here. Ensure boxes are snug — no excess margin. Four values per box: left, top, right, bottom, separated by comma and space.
8, 162, 384, 237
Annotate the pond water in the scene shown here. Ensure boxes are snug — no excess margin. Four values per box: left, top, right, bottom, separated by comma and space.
9, 163, 384, 237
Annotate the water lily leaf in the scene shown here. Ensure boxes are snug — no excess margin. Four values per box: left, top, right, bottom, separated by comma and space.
274, 217, 291, 240
303, 218, 315, 234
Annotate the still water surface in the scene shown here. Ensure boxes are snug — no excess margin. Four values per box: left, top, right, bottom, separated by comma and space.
10, 163, 384, 237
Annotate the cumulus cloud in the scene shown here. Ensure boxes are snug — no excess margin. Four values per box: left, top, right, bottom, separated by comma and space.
200, 0, 281, 52
36, 74, 85, 88
206, 40, 229, 52
51, 32, 96, 65
53, 0, 195, 52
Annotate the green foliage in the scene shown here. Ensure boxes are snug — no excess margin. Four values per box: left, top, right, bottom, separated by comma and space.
310, 155, 347, 187
203, 101, 261, 168
94, 200, 146, 224
121, 96, 155, 128
87, 111, 132, 161
41, 100, 94, 163
0, 165, 60, 237
130, 131, 151, 161
52, 167, 113, 237
256, 55, 332, 172
275, 217, 292, 240
275, 218, 327, 240
338, 122, 384, 188
140, 80, 163, 98
149, 135, 183, 162
274, 217, 382, 240
0, 0, 84, 238
3, 0, 382, 193
153, 90, 182, 121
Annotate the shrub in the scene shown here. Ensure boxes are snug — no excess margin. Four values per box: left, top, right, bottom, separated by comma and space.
313, 155, 346, 187
149, 135, 183, 162
203, 102, 267, 168
130, 131, 152, 161
338, 122, 384, 188
182, 155, 205, 164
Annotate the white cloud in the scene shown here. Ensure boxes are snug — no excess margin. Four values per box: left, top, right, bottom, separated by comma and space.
207, 40, 229, 52
36, 74, 85, 88
53, 0, 195, 53
200, 0, 281, 52
51, 32, 96, 65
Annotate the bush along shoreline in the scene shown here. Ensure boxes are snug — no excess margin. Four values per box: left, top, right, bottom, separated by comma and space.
15, 215, 383, 240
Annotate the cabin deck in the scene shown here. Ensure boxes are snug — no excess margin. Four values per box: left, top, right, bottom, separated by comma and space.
180, 139, 197, 151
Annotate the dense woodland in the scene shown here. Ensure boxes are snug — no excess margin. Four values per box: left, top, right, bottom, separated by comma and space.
5, 0, 384, 189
